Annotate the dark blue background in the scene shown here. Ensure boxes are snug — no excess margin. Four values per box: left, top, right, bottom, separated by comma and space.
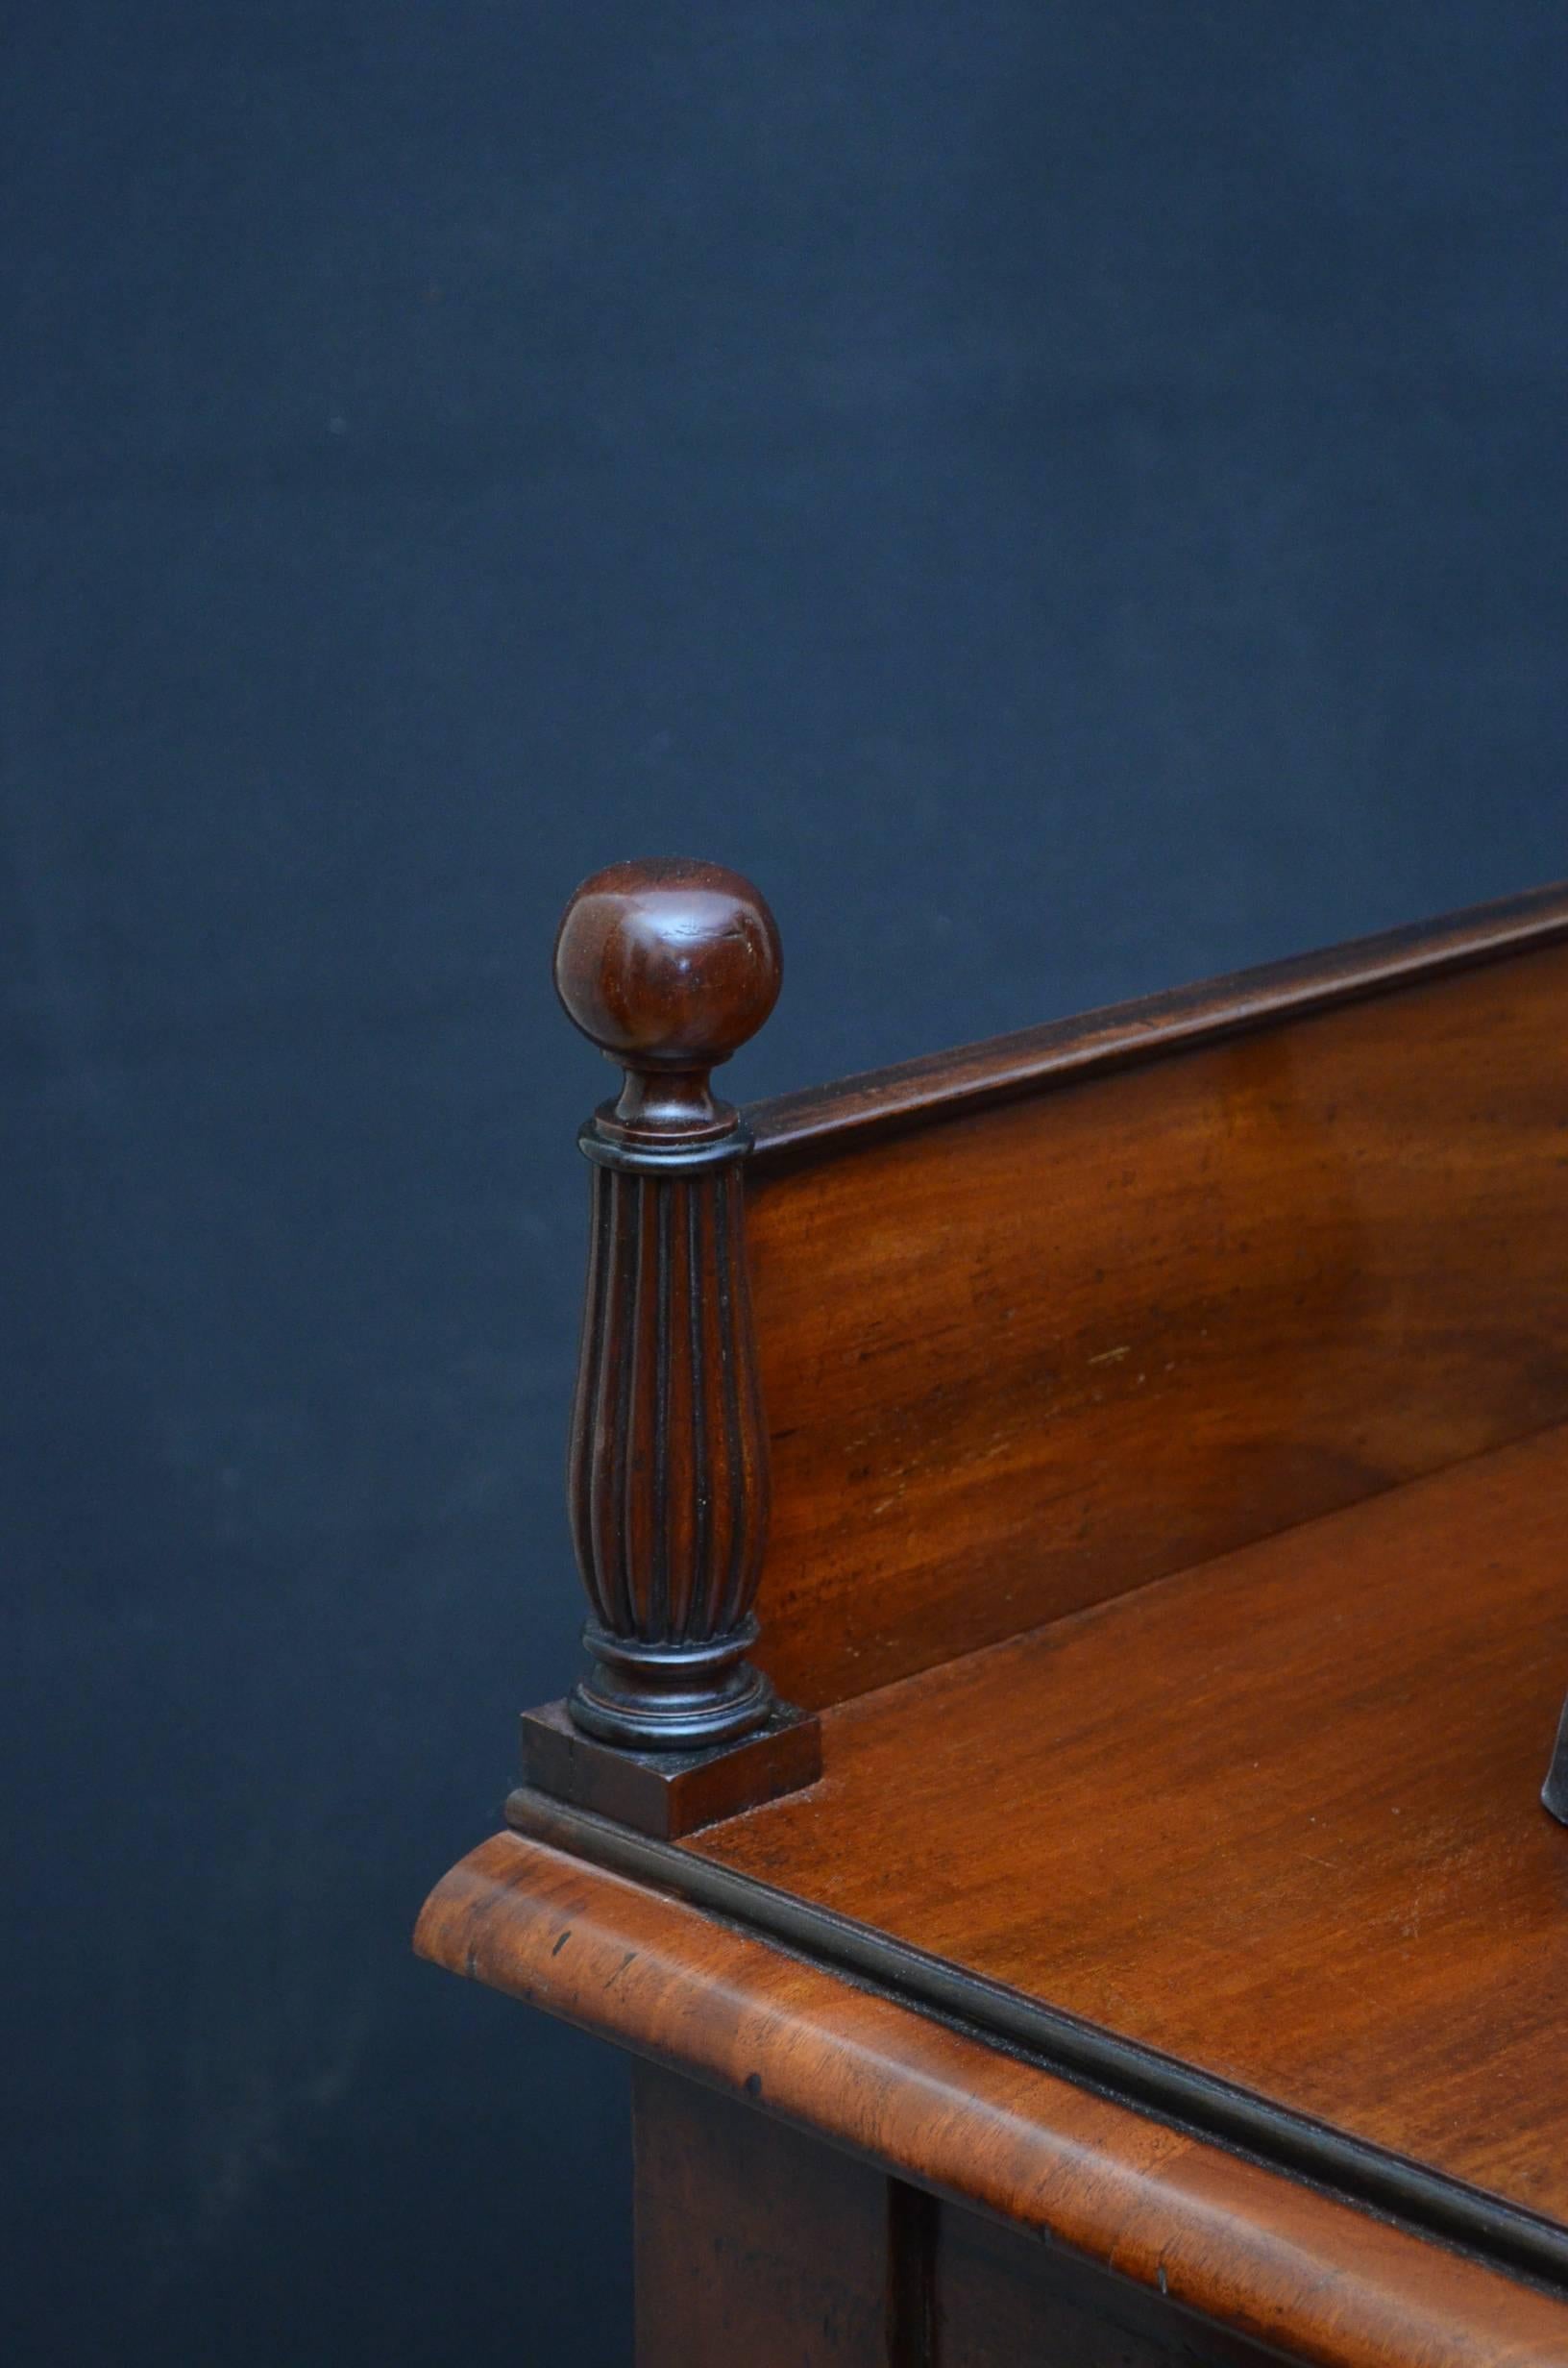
4, 4, 1563, 2360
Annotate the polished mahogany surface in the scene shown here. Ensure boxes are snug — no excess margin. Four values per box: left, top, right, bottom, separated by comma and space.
552, 859, 784, 1753
692, 1420, 1568, 2231
746, 880, 1568, 1169
632, 2061, 1286, 2368
417, 1827, 1568, 2367
421, 876, 1568, 2365
745, 922, 1568, 1713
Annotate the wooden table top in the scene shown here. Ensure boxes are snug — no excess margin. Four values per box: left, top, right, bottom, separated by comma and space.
690, 1420, 1568, 2247
420, 1821, 1568, 2368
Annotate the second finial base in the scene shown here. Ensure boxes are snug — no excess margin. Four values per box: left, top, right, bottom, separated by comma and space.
1545, 1688, 1568, 1825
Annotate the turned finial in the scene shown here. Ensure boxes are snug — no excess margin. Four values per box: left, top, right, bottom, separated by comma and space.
554, 858, 782, 1143
552, 858, 783, 1753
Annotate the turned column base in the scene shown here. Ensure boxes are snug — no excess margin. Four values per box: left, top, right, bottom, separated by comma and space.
520, 1697, 822, 1840
569, 1616, 774, 1752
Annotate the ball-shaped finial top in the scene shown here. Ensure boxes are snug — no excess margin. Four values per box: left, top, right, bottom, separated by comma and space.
553, 858, 782, 1076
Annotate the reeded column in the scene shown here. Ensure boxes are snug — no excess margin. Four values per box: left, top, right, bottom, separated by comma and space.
553, 858, 781, 1751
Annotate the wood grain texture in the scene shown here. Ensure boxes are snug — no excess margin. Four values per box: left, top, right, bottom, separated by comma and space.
634, 2061, 894, 2366
747, 879, 1568, 1168
414, 1829, 1568, 2368
694, 1422, 1568, 2232
744, 933, 1568, 1709
635, 2060, 1288, 2368
931, 2199, 1291, 2368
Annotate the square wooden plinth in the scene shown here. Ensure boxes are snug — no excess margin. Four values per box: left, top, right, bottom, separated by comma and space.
519, 1697, 822, 1839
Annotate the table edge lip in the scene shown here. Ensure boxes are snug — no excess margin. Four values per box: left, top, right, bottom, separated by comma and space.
502, 1785, 1568, 2298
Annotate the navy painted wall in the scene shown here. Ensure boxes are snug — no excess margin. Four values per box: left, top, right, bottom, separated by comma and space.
4, 4, 1563, 2360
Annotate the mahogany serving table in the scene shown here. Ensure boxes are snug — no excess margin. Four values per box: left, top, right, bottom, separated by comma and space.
418, 862, 1568, 2366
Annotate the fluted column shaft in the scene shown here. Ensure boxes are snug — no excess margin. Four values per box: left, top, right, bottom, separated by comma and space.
566, 1122, 772, 1747
551, 856, 784, 1754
